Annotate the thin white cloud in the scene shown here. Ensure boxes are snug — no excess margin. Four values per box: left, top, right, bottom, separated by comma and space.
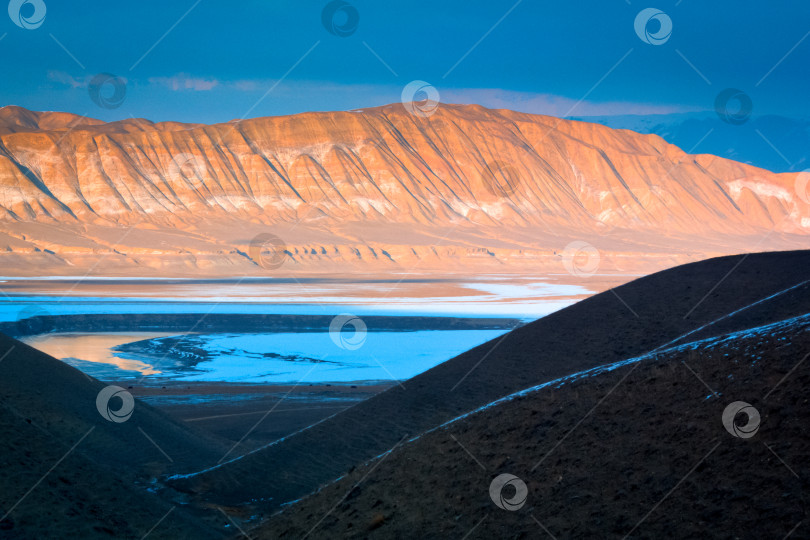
47, 70, 89, 88
439, 88, 701, 117
231, 80, 260, 92
215, 80, 700, 117
47, 71, 130, 90
148, 73, 220, 92
43, 74, 701, 121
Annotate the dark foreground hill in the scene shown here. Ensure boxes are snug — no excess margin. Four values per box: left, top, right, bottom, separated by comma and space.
2, 250, 809, 538
256, 303, 810, 538
170, 250, 810, 522
0, 335, 228, 539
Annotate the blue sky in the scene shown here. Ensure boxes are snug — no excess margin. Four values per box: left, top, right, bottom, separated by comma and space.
1, 0, 809, 123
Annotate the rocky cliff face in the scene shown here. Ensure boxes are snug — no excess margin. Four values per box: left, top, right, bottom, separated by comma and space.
0, 103, 807, 276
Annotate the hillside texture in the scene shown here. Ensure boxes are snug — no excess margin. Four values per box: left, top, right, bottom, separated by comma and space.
1, 104, 808, 276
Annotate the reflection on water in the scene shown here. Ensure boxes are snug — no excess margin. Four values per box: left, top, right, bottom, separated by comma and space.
20, 329, 509, 385
21, 333, 178, 376
4, 276, 607, 386
124, 330, 509, 384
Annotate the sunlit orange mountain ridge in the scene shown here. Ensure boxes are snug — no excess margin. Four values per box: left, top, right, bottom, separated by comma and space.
0, 103, 807, 276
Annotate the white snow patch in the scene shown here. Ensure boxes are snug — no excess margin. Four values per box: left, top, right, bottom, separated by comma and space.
727, 179, 792, 203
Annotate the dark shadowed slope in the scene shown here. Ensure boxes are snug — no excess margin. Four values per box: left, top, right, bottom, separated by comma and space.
257, 297, 810, 539
0, 334, 228, 539
170, 250, 810, 518
0, 333, 226, 474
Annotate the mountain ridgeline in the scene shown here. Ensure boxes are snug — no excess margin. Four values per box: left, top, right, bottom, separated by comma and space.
0, 104, 807, 275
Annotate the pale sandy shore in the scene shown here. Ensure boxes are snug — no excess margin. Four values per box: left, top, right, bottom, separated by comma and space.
0, 273, 634, 321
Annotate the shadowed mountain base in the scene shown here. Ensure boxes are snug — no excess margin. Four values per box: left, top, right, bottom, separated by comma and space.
0, 335, 229, 539
169, 250, 810, 522
257, 305, 810, 538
